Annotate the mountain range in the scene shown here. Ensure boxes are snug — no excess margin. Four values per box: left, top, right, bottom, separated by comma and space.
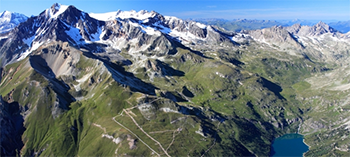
196, 18, 350, 33
1, 3, 350, 156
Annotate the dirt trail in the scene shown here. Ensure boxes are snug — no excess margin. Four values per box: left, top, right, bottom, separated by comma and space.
92, 123, 106, 133
123, 109, 171, 157
149, 130, 174, 134
112, 115, 161, 157
166, 130, 180, 151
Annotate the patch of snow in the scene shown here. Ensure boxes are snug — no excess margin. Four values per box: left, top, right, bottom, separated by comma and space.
17, 50, 32, 61
117, 10, 156, 20
143, 18, 150, 23
31, 41, 42, 51
231, 33, 248, 43
168, 29, 204, 43
89, 11, 120, 21
90, 10, 156, 21
126, 20, 161, 36
0, 35, 8, 40
65, 26, 84, 45
22, 35, 35, 46
164, 16, 181, 23
128, 20, 140, 27
98, 29, 107, 41
89, 26, 103, 42
141, 25, 161, 36
298, 36, 309, 46
17, 41, 43, 61
155, 23, 171, 34
195, 22, 207, 29
48, 4, 69, 19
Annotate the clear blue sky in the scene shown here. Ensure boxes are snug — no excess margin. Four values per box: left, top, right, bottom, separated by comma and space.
0, 0, 349, 21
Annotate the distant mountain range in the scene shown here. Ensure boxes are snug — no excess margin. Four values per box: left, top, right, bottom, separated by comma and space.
328, 20, 350, 33
195, 18, 350, 33
194, 18, 283, 32
278, 19, 317, 26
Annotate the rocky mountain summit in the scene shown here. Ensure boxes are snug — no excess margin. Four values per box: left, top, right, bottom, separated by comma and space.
1, 3, 350, 156
286, 21, 339, 36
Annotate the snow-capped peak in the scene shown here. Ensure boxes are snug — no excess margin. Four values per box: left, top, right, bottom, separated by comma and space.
89, 10, 158, 21
0, 11, 12, 18
46, 3, 69, 19
0, 11, 13, 23
195, 22, 207, 29
0, 11, 28, 33
0, 11, 28, 24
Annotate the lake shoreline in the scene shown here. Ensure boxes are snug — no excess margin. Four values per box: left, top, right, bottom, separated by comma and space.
302, 138, 311, 156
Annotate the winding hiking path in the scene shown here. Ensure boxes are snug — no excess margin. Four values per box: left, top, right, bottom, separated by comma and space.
123, 109, 171, 157
110, 97, 181, 156
112, 115, 161, 157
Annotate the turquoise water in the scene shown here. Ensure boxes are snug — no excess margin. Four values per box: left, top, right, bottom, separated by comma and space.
270, 134, 309, 157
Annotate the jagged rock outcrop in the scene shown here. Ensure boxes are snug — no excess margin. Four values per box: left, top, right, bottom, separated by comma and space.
0, 96, 25, 157
286, 21, 339, 36
33, 42, 81, 77
249, 25, 304, 51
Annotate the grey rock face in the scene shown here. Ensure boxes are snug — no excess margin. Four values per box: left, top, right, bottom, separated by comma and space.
249, 25, 303, 49
0, 97, 25, 157
286, 21, 339, 36
285, 23, 302, 34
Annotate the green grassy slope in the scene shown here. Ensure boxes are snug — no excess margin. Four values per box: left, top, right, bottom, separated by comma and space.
1, 41, 342, 156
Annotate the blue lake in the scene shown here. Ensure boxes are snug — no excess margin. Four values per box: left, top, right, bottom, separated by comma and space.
270, 134, 309, 157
